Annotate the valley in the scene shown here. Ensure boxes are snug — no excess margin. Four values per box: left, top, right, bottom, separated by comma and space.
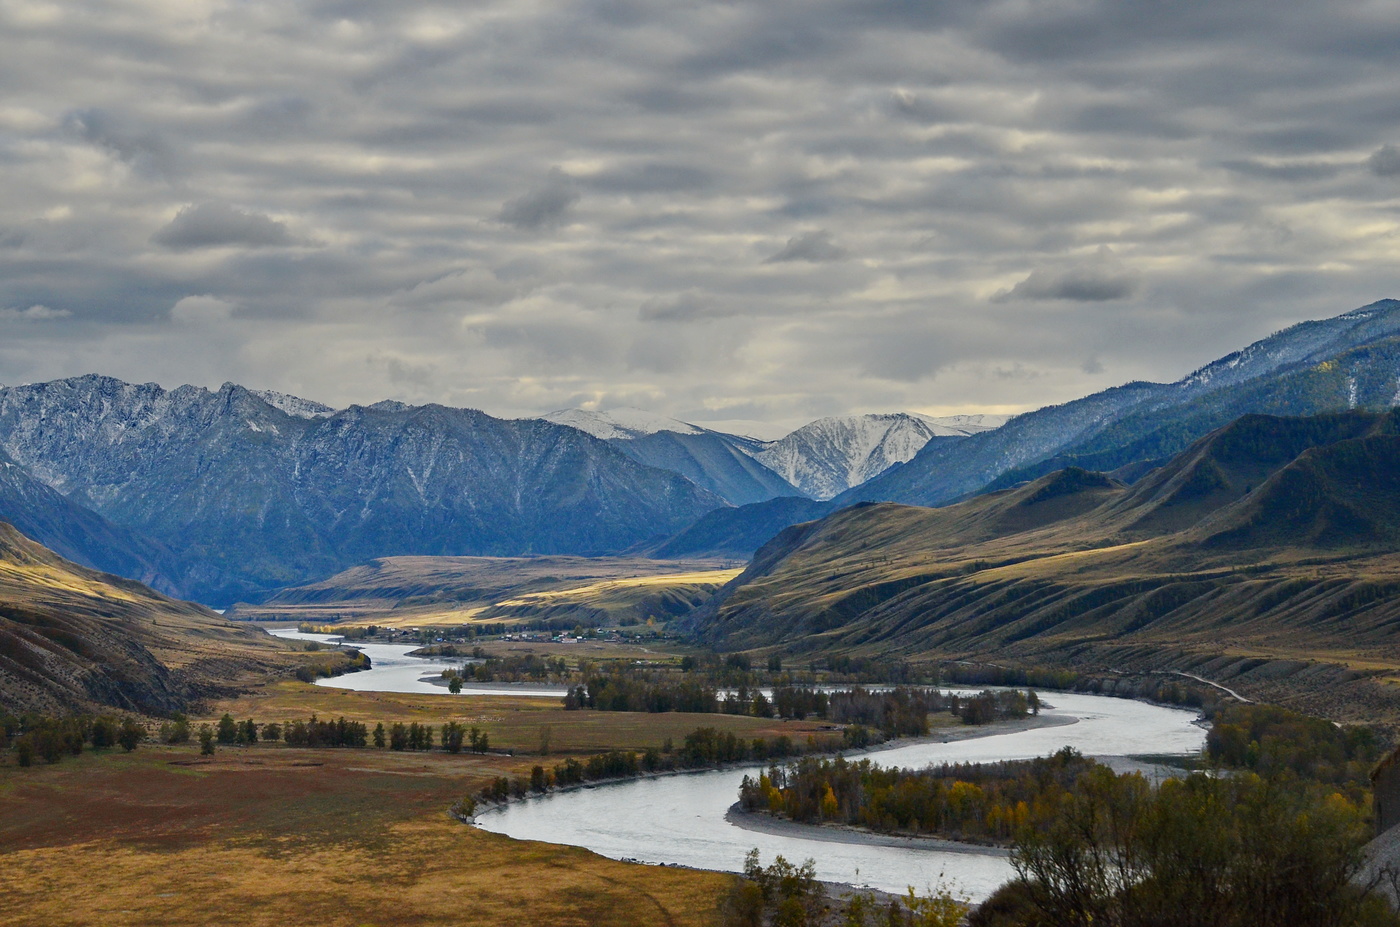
6, 299, 1400, 924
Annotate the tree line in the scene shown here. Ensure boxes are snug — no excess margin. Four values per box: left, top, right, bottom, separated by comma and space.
562, 677, 1033, 737
457, 725, 841, 815
1, 712, 145, 766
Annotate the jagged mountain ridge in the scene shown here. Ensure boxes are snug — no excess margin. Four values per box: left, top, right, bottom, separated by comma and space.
544, 407, 1007, 504
0, 376, 725, 604
542, 409, 799, 506
749, 413, 1004, 500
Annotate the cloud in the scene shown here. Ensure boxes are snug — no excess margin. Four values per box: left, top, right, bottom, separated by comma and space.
637, 292, 747, 323
1369, 144, 1400, 177
2, 0, 1400, 425
152, 204, 296, 251
498, 170, 580, 230
993, 247, 1140, 303
764, 230, 849, 264
0, 305, 70, 321
170, 296, 236, 324
63, 108, 180, 178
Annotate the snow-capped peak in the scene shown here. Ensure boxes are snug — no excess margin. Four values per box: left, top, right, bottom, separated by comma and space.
541, 407, 704, 440
250, 389, 337, 419
907, 412, 1010, 436
750, 411, 1002, 500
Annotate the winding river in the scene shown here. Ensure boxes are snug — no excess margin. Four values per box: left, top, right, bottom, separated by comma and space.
474, 693, 1205, 901
265, 627, 1206, 900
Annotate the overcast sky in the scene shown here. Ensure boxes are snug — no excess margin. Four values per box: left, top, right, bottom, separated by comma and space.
1, 0, 1398, 431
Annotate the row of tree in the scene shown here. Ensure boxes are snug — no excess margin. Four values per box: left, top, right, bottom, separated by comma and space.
562, 675, 1033, 736
2, 713, 145, 766
461, 726, 840, 813
195, 714, 496, 754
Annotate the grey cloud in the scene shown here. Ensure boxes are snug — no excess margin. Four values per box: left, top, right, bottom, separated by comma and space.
1369, 145, 1400, 177
498, 171, 580, 230
63, 108, 180, 178
764, 230, 848, 264
2, 0, 1398, 424
152, 203, 296, 251
993, 248, 1139, 303
638, 293, 732, 323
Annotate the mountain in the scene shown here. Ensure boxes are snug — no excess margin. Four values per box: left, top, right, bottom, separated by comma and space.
650, 496, 836, 560
686, 409, 1400, 721
0, 377, 726, 604
542, 408, 800, 506
750, 412, 1005, 501
0, 522, 281, 714
845, 298, 1400, 507
0, 447, 178, 594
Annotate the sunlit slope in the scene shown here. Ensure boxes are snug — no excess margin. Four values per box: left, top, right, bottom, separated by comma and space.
0, 522, 282, 714
693, 411, 1400, 708
233, 554, 738, 628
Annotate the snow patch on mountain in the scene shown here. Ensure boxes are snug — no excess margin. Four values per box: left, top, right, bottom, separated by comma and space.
750, 412, 1004, 500
250, 389, 336, 419
542, 407, 704, 440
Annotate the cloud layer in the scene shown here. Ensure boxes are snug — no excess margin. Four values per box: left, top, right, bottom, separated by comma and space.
1, 0, 1398, 429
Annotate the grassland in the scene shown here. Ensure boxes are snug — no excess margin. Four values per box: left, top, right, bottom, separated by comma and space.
0, 673, 841, 927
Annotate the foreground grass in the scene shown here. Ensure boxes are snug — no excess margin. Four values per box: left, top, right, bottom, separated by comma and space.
0, 744, 731, 927
0, 681, 842, 927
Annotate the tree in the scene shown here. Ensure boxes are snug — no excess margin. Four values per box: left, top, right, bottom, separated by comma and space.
237, 719, 257, 745
261, 722, 282, 742
199, 725, 216, 756
373, 722, 385, 748
118, 719, 144, 752
448, 675, 463, 695
216, 714, 238, 744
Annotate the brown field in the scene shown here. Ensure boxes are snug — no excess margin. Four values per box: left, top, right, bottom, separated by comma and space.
0, 680, 841, 927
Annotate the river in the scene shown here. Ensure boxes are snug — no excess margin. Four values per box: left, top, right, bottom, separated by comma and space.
265, 627, 1206, 900
474, 692, 1205, 901
265, 628, 570, 697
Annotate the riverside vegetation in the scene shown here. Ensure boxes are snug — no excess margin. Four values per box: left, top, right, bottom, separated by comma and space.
733, 703, 1396, 926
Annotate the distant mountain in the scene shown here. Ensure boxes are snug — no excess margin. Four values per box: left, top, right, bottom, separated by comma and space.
685, 409, 1400, 719
542, 408, 800, 506
844, 298, 1400, 508
650, 496, 836, 560
0, 522, 280, 714
748, 412, 1004, 501
0, 377, 725, 604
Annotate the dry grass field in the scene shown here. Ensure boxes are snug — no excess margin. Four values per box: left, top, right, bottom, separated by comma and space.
0, 681, 841, 927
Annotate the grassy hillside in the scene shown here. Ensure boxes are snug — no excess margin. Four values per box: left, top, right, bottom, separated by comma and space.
0, 522, 289, 714
692, 410, 1400, 723
231, 554, 739, 628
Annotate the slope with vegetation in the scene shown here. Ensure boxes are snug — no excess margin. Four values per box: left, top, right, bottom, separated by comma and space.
0, 522, 288, 715
690, 410, 1400, 724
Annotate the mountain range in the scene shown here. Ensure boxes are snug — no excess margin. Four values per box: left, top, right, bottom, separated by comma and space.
0, 297, 1397, 608
0, 379, 723, 604
685, 408, 1400, 721
682, 298, 1400, 559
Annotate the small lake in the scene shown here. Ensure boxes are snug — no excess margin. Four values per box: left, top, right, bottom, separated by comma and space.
474, 692, 1206, 901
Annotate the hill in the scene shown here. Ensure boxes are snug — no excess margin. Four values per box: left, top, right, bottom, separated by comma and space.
0, 522, 284, 715
688, 410, 1400, 723
231, 553, 741, 629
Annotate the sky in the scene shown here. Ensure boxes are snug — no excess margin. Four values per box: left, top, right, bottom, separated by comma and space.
1, 0, 1398, 433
